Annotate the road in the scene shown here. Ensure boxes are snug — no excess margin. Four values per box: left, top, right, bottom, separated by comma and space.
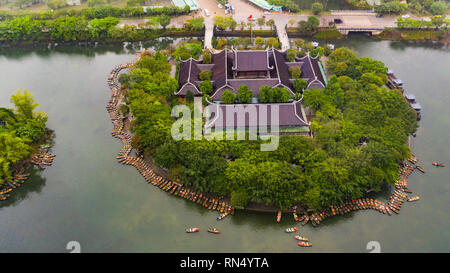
119, 0, 445, 50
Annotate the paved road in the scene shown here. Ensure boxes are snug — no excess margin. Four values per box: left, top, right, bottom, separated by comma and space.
118, 1, 446, 50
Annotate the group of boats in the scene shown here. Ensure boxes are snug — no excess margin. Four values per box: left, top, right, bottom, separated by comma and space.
30, 145, 55, 169
0, 172, 30, 201
386, 69, 421, 120
275, 154, 429, 227
186, 227, 221, 234
106, 60, 235, 220
1, 144, 55, 202
285, 226, 311, 247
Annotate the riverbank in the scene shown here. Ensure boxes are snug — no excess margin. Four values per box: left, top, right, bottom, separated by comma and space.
378, 28, 450, 43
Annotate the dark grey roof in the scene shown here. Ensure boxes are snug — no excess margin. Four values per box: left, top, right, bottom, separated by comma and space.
211, 50, 228, 91
205, 100, 309, 129
233, 51, 270, 72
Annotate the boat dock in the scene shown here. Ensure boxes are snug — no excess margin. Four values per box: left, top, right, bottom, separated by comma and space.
106, 59, 235, 218
387, 69, 421, 120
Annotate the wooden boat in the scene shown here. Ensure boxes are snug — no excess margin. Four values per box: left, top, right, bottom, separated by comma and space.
432, 162, 445, 167
276, 210, 282, 223
217, 213, 228, 221
285, 227, 299, 233
416, 166, 425, 173
293, 212, 299, 221
298, 241, 312, 247
407, 196, 420, 202
301, 216, 309, 226
186, 227, 200, 233
294, 235, 309, 241
207, 228, 221, 234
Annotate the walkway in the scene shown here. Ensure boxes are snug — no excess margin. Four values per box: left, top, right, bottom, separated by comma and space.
274, 20, 289, 50
204, 18, 214, 49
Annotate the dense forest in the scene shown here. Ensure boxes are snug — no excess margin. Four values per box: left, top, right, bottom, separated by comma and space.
0, 90, 47, 184
119, 46, 418, 211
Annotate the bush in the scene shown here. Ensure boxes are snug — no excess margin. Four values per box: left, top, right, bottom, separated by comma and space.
186, 90, 194, 102
199, 80, 213, 94
199, 70, 212, 81
221, 90, 236, 104
259, 86, 292, 103
289, 66, 302, 79
296, 50, 307, 58
430, 1, 447, 15
185, 17, 205, 31
237, 85, 253, 103
293, 78, 308, 93
286, 48, 297, 62
312, 2, 324, 15
119, 104, 129, 116
202, 50, 212, 64
231, 190, 249, 207
298, 16, 320, 33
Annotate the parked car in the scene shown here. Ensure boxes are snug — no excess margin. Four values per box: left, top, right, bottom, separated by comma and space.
401, 15, 410, 19
204, 9, 210, 17
334, 18, 343, 24
264, 11, 271, 15
218, 4, 223, 9
376, 14, 384, 18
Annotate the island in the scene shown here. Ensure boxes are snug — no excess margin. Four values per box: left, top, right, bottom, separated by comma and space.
105, 39, 420, 225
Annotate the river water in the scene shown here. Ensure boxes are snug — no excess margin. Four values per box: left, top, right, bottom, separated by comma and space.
0, 37, 449, 252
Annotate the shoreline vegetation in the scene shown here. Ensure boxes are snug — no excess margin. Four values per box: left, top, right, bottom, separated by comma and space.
0, 9, 448, 46
0, 90, 51, 201
110, 41, 420, 221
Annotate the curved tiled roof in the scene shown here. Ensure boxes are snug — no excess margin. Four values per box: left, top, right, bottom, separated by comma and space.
205, 100, 310, 129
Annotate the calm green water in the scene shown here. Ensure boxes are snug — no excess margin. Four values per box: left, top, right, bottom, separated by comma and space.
0, 37, 449, 252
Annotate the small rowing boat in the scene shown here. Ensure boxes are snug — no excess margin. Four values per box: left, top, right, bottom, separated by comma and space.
276, 210, 281, 223
407, 196, 420, 202
416, 166, 425, 173
207, 228, 221, 234
285, 227, 299, 233
432, 162, 445, 167
298, 241, 312, 247
186, 227, 200, 233
294, 235, 309, 241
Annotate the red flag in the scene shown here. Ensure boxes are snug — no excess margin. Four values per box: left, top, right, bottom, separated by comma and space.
248, 14, 252, 19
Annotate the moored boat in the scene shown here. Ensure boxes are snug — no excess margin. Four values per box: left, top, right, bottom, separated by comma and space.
285, 227, 299, 233
294, 235, 309, 241
407, 196, 420, 202
276, 210, 282, 223
298, 241, 312, 247
186, 227, 200, 233
416, 166, 425, 173
207, 227, 221, 234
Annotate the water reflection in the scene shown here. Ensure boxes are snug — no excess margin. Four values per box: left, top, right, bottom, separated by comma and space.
0, 37, 205, 60
0, 167, 47, 209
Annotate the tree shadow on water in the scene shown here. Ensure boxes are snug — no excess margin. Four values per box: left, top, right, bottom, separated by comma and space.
0, 167, 47, 209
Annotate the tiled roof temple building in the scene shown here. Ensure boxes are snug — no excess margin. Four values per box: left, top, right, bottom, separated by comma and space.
176, 48, 328, 135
